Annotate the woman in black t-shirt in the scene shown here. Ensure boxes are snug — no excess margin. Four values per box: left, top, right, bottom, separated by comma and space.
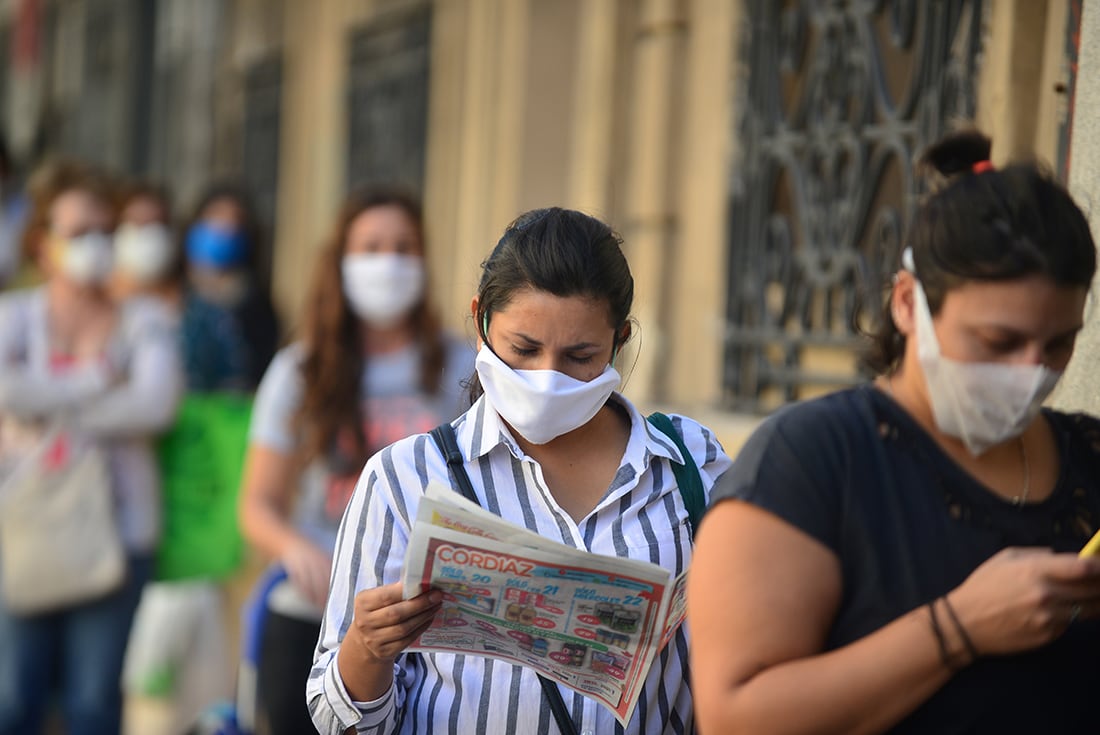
688, 131, 1100, 734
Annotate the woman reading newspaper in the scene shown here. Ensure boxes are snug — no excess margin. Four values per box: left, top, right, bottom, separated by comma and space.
308, 208, 732, 734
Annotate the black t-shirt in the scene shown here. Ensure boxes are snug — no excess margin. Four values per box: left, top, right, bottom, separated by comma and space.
712, 385, 1100, 733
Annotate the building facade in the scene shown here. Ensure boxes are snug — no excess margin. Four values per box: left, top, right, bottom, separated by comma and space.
0, 0, 1090, 446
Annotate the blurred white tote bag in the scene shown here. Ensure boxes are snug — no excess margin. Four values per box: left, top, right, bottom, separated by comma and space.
0, 426, 125, 614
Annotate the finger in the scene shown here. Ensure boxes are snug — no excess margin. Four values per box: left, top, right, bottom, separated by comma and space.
373, 615, 441, 660
363, 595, 443, 636
367, 604, 443, 649
998, 546, 1055, 559
358, 581, 411, 611
359, 584, 442, 616
1038, 554, 1100, 582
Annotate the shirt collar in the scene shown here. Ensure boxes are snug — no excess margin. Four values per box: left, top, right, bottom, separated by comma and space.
458, 395, 523, 461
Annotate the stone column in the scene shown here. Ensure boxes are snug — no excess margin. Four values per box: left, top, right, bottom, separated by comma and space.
270, 0, 347, 321
665, 0, 740, 410
1050, 1, 1100, 414
427, 0, 529, 333
1034, 0, 1073, 168
567, 0, 619, 218
622, 0, 687, 405
976, 0, 1050, 164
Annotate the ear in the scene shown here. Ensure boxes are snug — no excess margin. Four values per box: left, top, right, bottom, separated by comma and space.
470, 296, 483, 347
890, 270, 917, 337
617, 322, 632, 347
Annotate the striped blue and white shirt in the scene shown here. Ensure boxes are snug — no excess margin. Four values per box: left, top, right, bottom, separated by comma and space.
308, 393, 732, 734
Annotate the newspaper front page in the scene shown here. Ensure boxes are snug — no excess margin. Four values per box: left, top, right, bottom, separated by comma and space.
402, 483, 688, 725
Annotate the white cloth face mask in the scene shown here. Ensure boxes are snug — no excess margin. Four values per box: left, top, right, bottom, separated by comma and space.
909, 263, 1062, 456
113, 223, 176, 283
475, 343, 622, 445
341, 253, 425, 327
58, 231, 114, 286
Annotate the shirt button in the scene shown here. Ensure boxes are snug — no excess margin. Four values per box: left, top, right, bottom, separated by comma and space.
581, 730, 595, 735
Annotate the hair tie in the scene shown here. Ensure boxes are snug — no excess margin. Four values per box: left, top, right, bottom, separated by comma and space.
971, 160, 994, 174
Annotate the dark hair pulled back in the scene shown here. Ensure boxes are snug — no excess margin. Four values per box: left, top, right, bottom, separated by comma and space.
864, 130, 1096, 374
469, 207, 634, 401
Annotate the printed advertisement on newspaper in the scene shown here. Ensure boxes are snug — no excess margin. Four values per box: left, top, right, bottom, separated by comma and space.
401, 483, 689, 725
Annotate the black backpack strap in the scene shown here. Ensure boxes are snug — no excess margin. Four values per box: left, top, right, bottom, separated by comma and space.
538, 676, 578, 735
427, 423, 579, 735
646, 412, 706, 541
428, 423, 479, 504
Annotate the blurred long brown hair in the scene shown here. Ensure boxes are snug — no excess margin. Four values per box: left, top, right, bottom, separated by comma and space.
295, 189, 445, 468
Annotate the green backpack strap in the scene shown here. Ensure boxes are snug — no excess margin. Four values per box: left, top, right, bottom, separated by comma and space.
646, 412, 705, 541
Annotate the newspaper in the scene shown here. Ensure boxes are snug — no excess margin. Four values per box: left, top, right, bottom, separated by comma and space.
402, 483, 690, 726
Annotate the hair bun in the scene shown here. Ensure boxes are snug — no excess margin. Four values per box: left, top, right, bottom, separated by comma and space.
918, 130, 993, 182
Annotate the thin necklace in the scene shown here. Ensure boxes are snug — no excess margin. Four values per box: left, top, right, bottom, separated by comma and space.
1013, 435, 1031, 506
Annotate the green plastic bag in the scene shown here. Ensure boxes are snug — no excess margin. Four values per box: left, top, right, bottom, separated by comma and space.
155, 393, 253, 581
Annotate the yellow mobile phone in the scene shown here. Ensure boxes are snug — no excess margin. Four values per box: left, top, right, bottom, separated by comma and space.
1079, 527, 1100, 557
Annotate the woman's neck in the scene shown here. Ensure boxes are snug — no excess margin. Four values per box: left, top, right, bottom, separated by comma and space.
511, 402, 632, 521
47, 278, 110, 313
46, 278, 117, 358
112, 278, 183, 308
512, 400, 630, 459
361, 319, 417, 355
880, 364, 983, 456
190, 267, 246, 306
877, 364, 1050, 503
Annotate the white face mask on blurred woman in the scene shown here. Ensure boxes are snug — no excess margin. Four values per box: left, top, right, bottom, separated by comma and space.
341, 252, 425, 327
114, 223, 176, 284
54, 232, 114, 286
905, 249, 1062, 456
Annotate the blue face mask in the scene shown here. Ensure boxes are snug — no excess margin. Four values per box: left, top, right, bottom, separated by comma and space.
185, 222, 248, 269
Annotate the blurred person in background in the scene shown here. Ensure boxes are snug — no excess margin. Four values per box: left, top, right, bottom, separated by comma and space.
182, 183, 279, 393
111, 182, 178, 304
0, 134, 29, 289
10, 158, 93, 289
110, 181, 242, 735
0, 161, 184, 735
239, 189, 474, 735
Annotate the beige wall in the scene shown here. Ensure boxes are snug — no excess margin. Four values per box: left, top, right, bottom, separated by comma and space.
977, 0, 1050, 163
262, 0, 1081, 452
426, 0, 532, 343
1051, 0, 1100, 415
